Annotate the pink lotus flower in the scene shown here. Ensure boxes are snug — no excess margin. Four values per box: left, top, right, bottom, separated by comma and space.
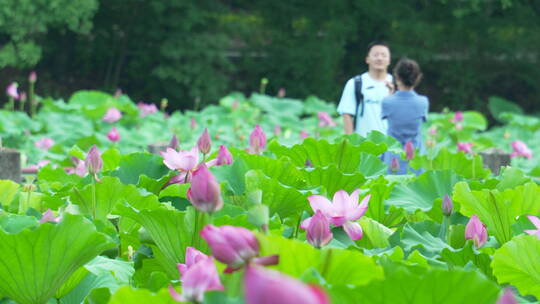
39, 209, 61, 224
137, 102, 158, 117
244, 265, 329, 304
190, 118, 197, 129
187, 164, 223, 213
249, 125, 267, 154
457, 142, 473, 154
6, 82, 19, 99
66, 157, 87, 177
405, 141, 415, 161
34, 138, 55, 150
465, 215, 488, 248
169, 253, 223, 303
161, 147, 199, 172
20, 92, 27, 102
451, 111, 464, 123
306, 210, 333, 249
107, 127, 120, 142
390, 157, 400, 173
102, 108, 122, 123
178, 247, 209, 276
510, 140, 532, 159
524, 215, 540, 240
85, 145, 102, 175
300, 130, 309, 139
442, 194, 453, 216
23, 160, 52, 173
197, 128, 212, 155
455, 123, 463, 130
201, 225, 260, 270
301, 190, 369, 241
29, 71, 37, 83
317, 112, 337, 127
428, 127, 437, 135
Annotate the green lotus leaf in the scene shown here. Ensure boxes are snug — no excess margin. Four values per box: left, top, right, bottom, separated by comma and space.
258, 235, 383, 287
241, 153, 306, 188
394, 221, 451, 258
440, 242, 493, 280
58, 256, 134, 304
245, 170, 309, 221
269, 138, 386, 173
302, 165, 366, 197
110, 152, 169, 185
117, 206, 202, 278
492, 235, 540, 298
386, 170, 463, 213
410, 148, 489, 179
454, 181, 540, 244
488, 96, 524, 122
0, 179, 19, 208
0, 214, 114, 304
330, 264, 500, 304
108, 286, 176, 304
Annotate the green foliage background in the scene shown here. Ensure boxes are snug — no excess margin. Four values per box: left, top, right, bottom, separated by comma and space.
1, 0, 539, 113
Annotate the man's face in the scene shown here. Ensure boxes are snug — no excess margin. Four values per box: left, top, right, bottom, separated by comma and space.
365, 45, 391, 71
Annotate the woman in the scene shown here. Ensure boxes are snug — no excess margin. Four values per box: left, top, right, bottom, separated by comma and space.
381, 58, 429, 175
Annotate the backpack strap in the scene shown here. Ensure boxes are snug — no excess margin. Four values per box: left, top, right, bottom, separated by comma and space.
353, 75, 364, 128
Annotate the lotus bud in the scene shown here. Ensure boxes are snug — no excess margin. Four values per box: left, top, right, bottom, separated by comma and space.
497, 288, 518, 304
29, 71, 37, 83
244, 265, 329, 304
6, 82, 19, 99
200, 225, 260, 269
216, 145, 233, 165
390, 157, 400, 173
274, 125, 282, 136
465, 215, 488, 248
249, 125, 267, 154
405, 141, 414, 161
187, 164, 223, 213
169, 135, 179, 150
85, 145, 103, 175
107, 127, 120, 142
442, 194, 453, 216
197, 128, 212, 155
306, 210, 333, 249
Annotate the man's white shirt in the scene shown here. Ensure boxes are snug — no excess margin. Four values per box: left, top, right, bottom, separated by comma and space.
337, 72, 393, 137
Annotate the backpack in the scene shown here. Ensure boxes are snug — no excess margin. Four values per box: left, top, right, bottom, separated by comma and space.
353, 75, 364, 128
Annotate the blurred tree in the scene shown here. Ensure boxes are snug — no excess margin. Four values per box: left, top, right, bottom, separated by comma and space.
0, 0, 538, 116
0, 0, 98, 67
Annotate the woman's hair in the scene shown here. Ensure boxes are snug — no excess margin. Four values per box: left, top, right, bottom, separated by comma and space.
394, 58, 422, 87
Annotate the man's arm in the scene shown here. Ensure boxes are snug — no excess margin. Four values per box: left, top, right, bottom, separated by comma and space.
343, 114, 354, 134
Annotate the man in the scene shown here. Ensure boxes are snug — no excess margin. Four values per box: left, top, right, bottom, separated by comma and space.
337, 42, 394, 136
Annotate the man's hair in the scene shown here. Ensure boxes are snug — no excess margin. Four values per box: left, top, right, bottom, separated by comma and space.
394, 57, 423, 87
366, 41, 390, 55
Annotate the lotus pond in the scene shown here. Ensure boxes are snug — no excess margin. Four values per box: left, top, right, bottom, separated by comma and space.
0, 90, 539, 304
